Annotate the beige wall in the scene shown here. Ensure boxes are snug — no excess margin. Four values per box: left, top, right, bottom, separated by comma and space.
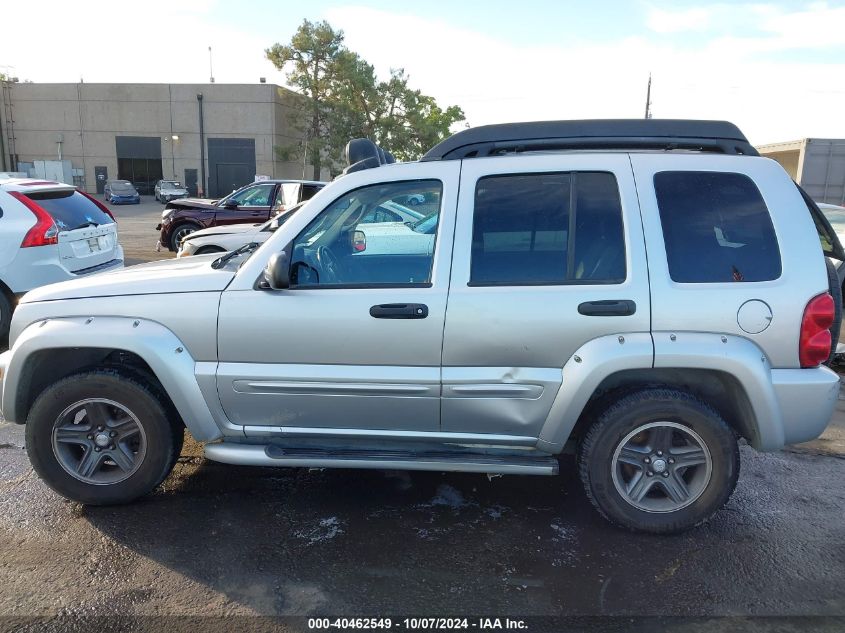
761, 149, 801, 180
2, 82, 312, 193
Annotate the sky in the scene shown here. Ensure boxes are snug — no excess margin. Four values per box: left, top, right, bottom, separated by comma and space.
1, 0, 844, 144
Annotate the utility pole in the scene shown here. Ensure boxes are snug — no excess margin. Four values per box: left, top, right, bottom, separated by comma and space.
209, 46, 215, 83
644, 73, 653, 119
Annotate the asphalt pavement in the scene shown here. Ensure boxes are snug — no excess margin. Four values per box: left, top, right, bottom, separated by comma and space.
0, 199, 843, 628
110, 197, 175, 265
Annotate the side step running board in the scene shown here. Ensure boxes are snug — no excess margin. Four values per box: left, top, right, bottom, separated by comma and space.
204, 444, 559, 476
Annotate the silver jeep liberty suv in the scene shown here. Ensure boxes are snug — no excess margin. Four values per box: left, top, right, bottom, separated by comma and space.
1, 120, 842, 534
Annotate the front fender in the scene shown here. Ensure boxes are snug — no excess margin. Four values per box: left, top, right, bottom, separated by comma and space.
2, 316, 223, 442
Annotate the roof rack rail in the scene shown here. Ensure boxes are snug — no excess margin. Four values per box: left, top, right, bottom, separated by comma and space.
421, 119, 758, 161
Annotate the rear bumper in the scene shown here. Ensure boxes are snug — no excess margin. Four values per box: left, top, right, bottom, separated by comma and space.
0, 350, 9, 422
2, 245, 124, 294
771, 366, 840, 445
71, 257, 124, 276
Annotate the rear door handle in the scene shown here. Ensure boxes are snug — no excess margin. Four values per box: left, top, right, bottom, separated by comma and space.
369, 303, 429, 319
578, 300, 637, 316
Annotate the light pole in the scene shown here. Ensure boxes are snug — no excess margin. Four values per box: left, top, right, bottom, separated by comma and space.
166, 134, 179, 178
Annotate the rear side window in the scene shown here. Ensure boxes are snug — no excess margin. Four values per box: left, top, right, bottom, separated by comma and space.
470, 172, 625, 285
25, 190, 113, 230
654, 172, 781, 283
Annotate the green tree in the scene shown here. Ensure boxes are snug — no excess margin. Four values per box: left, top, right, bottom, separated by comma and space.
374, 69, 465, 162
265, 20, 345, 180
267, 21, 466, 176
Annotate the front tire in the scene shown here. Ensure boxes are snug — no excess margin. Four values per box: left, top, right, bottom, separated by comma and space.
169, 223, 199, 251
25, 371, 182, 505
578, 389, 739, 534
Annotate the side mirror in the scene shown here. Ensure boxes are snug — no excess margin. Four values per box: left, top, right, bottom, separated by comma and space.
263, 251, 289, 290
223, 199, 239, 209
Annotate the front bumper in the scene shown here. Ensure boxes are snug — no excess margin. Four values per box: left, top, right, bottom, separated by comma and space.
772, 366, 840, 445
0, 350, 10, 421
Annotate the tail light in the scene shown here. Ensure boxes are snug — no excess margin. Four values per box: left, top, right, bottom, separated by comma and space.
9, 191, 59, 247
352, 230, 367, 252
799, 292, 835, 367
76, 188, 116, 222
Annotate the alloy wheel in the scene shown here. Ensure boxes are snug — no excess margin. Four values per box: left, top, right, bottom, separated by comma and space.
51, 398, 147, 485
611, 421, 712, 513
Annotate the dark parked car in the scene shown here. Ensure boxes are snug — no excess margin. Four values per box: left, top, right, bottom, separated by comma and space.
103, 180, 140, 205
156, 179, 326, 251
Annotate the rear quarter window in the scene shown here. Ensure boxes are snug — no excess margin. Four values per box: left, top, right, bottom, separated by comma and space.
654, 171, 781, 283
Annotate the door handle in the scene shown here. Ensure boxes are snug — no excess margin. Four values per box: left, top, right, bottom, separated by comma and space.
369, 303, 429, 319
578, 300, 637, 316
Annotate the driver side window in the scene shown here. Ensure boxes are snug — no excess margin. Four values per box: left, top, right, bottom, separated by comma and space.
289, 180, 443, 288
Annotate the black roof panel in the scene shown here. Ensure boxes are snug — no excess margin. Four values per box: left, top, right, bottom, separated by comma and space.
421, 119, 757, 160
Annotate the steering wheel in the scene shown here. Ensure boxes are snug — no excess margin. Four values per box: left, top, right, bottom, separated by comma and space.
316, 246, 341, 284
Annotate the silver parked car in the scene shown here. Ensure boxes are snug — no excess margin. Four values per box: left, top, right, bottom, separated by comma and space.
154, 180, 189, 203
1, 120, 842, 533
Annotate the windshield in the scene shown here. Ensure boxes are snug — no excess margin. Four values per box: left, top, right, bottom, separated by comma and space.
161, 181, 182, 188
111, 181, 134, 192
222, 183, 275, 207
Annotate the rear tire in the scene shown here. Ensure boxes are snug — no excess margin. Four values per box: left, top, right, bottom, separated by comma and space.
25, 370, 182, 505
578, 389, 739, 534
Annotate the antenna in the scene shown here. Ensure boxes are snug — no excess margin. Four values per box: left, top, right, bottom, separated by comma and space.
644, 73, 652, 119
209, 46, 215, 83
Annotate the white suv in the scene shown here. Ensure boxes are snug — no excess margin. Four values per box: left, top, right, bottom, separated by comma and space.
0, 179, 124, 342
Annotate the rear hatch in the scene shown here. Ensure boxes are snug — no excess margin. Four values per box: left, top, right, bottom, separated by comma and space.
25, 189, 119, 273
